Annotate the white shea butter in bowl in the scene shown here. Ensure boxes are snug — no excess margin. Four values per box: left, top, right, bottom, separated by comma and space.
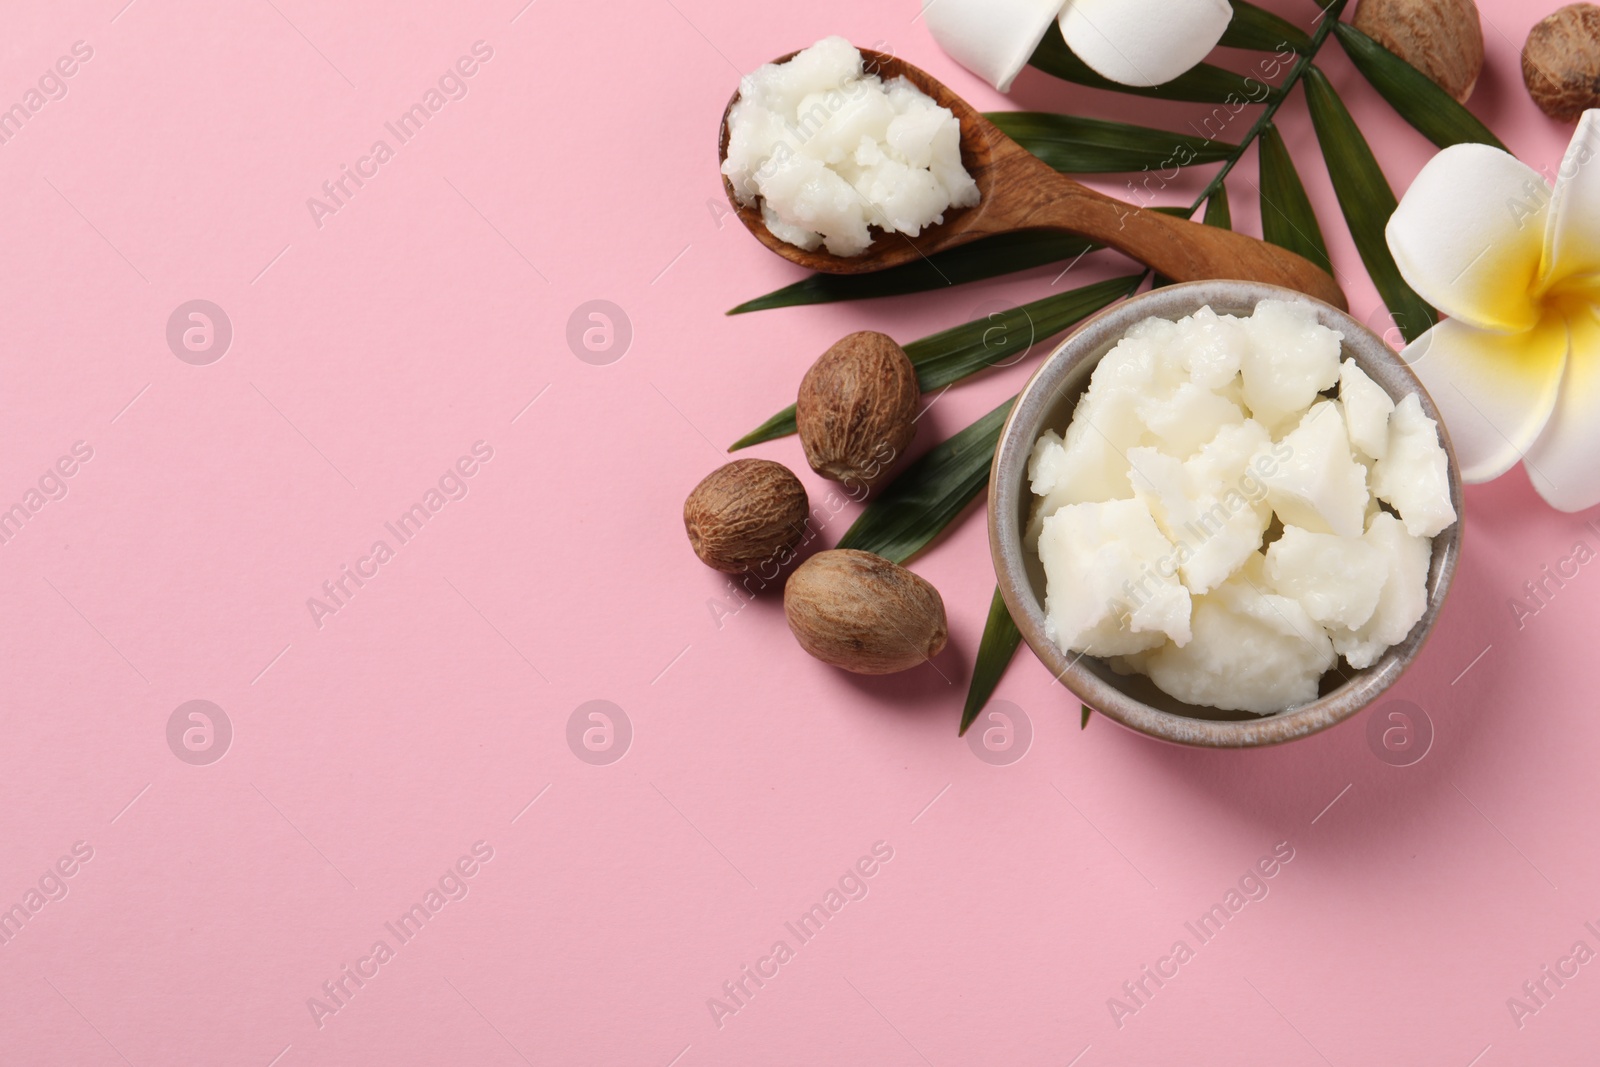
719, 37, 980, 257
1026, 298, 1456, 716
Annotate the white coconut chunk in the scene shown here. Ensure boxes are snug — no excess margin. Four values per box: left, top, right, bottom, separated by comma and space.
1137, 381, 1245, 458
1338, 358, 1395, 460
1329, 512, 1432, 668
1143, 557, 1335, 714
1107, 649, 1157, 676
1024, 429, 1074, 554
1265, 525, 1386, 630
1031, 334, 1175, 513
1038, 498, 1192, 656
759, 201, 826, 251
1260, 400, 1370, 538
1125, 313, 1180, 346
1238, 299, 1343, 429
1125, 446, 1186, 521
1028, 429, 1067, 495
1032, 400, 1135, 515
1130, 421, 1274, 595
1176, 305, 1246, 389
1372, 393, 1457, 537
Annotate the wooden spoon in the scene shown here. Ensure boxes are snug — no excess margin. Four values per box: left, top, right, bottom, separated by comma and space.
718, 49, 1347, 310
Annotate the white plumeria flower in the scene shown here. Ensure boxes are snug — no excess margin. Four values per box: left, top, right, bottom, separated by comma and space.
1386, 111, 1600, 512
923, 0, 1232, 92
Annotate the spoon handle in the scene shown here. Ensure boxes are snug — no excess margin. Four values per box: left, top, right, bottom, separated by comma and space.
979, 134, 1347, 310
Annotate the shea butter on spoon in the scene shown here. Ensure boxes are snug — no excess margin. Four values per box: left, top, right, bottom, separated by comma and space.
720, 36, 979, 257
717, 42, 1347, 306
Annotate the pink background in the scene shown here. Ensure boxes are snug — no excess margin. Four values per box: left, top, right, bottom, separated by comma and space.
0, 0, 1595, 1063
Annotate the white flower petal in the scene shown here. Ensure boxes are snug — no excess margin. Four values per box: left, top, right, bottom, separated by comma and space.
1386, 143, 1549, 334
1058, 0, 1230, 88
1527, 303, 1600, 512
922, 0, 1064, 93
1400, 314, 1568, 483
1541, 110, 1600, 286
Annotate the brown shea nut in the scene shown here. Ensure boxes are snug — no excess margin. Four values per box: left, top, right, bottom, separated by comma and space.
784, 549, 948, 675
1522, 4, 1600, 122
1354, 0, 1485, 103
684, 459, 809, 574
795, 331, 919, 491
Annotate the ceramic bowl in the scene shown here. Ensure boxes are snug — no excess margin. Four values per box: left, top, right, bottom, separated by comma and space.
987, 280, 1463, 747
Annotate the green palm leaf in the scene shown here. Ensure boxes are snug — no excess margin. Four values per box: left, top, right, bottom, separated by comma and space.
1333, 22, 1505, 150
1205, 184, 1233, 230
1221, 0, 1312, 52
837, 398, 1013, 565
908, 275, 1139, 395
728, 407, 802, 453
960, 587, 1024, 736
1257, 124, 1332, 273
729, 275, 1138, 450
1304, 66, 1435, 342
727, 231, 1099, 314
986, 112, 1235, 173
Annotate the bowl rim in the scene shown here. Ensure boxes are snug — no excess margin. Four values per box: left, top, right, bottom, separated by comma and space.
987, 280, 1464, 748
